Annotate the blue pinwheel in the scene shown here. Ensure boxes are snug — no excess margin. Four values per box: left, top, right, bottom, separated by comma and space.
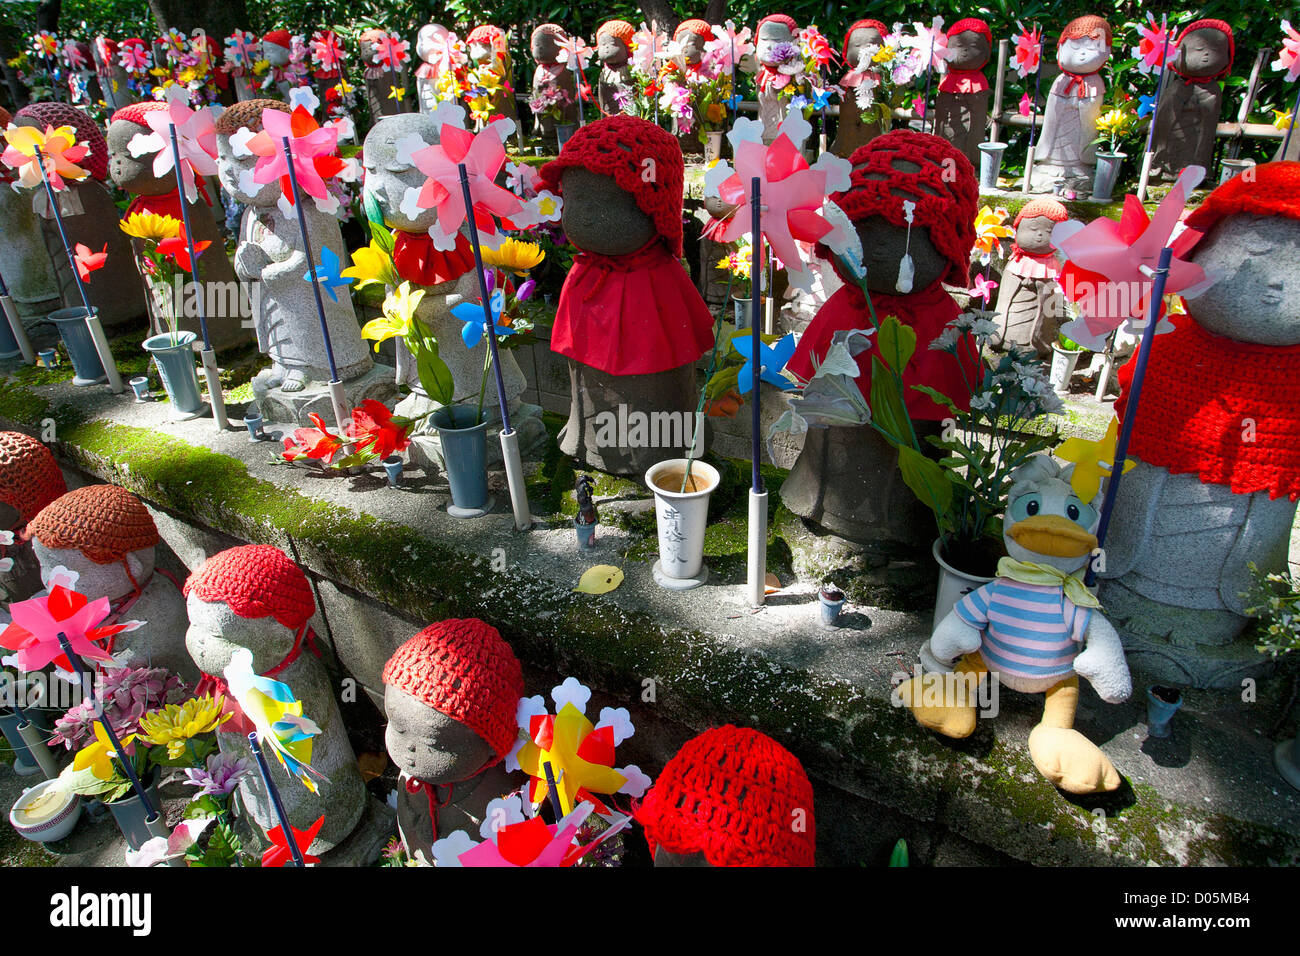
723, 91, 744, 111
1137, 93, 1158, 119
734, 332, 797, 394
303, 245, 354, 302
452, 288, 516, 348
810, 87, 836, 111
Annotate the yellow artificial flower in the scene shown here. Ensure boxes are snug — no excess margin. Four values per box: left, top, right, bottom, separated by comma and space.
973, 205, 1014, 255
334, 78, 354, 96
73, 724, 136, 781
149, 67, 169, 78
139, 695, 231, 760
120, 211, 182, 242
481, 238, 544, 275
872, 45, 896, 64
1095, 108, 1136, 141
342, 240, 398, 289
362, 282, 426, 351
1274, 110, 1293, 132
706, 101, 725, 123
251, 58, 270, 75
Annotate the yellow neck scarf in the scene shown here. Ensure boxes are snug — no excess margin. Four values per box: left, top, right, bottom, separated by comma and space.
997, 557, 1101, 609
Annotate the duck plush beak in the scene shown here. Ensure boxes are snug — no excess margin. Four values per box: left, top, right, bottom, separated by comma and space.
1008, 515, 1098, 559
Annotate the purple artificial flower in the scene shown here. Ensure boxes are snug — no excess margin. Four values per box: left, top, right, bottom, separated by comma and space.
516, 278, 536, 302
183, 751, 253, 798
52, 664, 184, 749
770, 42, 800, 67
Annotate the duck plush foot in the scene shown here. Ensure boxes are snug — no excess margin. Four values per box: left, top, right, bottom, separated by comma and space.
896, 655, 986, 739
1027, 724, 1121, 794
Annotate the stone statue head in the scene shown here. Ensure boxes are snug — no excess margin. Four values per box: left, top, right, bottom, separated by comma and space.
381, 619, 525, 785
214, 98, 291, 207
945, 22, 991, 72
596, 21, 634, 67
560, 168, 657, 255
1186, 214, 1300, 346
261, 31, 292, 68
361, 112, 442, 233
756, 14, 797, 65
674, 21, 711, 66
855, 216, 948, 294
1012, 198, 1068, 257
531, 24, 565, 64
844, 23, 886, 69
1174, 24, 1233, 80
1056, 16, 1111, 75
106, 102, 172, 195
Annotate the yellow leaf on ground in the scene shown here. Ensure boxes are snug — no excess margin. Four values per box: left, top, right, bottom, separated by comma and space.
576, 565, 624, 594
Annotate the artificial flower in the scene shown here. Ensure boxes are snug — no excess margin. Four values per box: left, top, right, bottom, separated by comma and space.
1275, 20, 1300, 83
1, 123, 89, 191
156, 236, 211, 273
453, 288, 516, 348
73, 723, 136, 781
361, 282, 425, 350
481, 238, 544, 275
74, 243, 107, 282
345, 400, 411, 460
282, 413, 345, 463
183, 751, 253, 797
342, 240, 399, 288
127, 817, 213, 867
138, 694, 231, 760
969, 273, 999, 302
120, 211, 182, 242
262, 815, 323, 867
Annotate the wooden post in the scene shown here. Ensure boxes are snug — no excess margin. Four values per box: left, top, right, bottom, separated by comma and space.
1227, 49, 1268, 160
989, 38, 1008, 144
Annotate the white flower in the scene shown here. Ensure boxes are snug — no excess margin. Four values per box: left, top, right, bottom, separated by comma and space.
776, 111, 812, 150
229, 125, 257, 158
428, 99, 467, 132
929, 326, 961, 351
727, 117, 766, 151
393, 132, 428, 167
810, 151, 852, 194
595, 706, 634, 746
617, 765, 652, 797
551, 676, 590, 714
287, 85, 319, 113
479, 793, 527, 838
970, 391, 996, 412
431, 829, 475, 867
970, 316, 998, 338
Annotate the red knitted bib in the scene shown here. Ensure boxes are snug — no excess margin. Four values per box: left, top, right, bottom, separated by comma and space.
392, 230, 475, 287
1116, 315, 1300, 501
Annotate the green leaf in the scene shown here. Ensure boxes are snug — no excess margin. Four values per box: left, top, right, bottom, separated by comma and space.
362, 191, 386, 231
187, 821, 242, 868
415, 346, 455, 405
909, 384, 959, 417
369, 217, 395, 256
889, 838, 910, 867
897, 444, 953, 516
183, 795, 223, 820
868, 355, 909, 446
876, 315, 916, 375
705, 365, 740, 401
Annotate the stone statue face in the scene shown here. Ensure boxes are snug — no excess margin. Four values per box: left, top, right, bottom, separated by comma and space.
1175, 28, 1231, 79
597, 35, 629, 67
945, 30, 990, 72
185, 593, 301, 677
107, 119, 167, 195
845, 28, 884, 68
216, 133, 279, 207
1015, 215, 1056, 256
854, 216, 948, 294
261, 41, 290, 67
358, 38, 377, 63
1057, 35, 1109, 75
384, 683, 497, 782
1187, 214, 1300, 346
32, 541, 154, 603
756, 21, 794, 64
679, 32, 707, 66
532, 30, 563, 63
362, 113, 442, 233
416, 25, 445, 63
469, 42, 493, 65
653, 848, 712, 866
0, 502, 18, 528
560, 168, 657, 255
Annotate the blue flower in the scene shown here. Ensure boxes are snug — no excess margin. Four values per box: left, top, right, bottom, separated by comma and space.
452, 288, 515, 348
734, 332, 797, 394
303, 246, 354, 302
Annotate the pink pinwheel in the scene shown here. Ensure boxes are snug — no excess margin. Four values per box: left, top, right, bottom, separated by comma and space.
32, 31, 59, 59
1012, 22, 1042, 79
555, 35, 593, 73
630, 25, 667, 74
2, 123, 90, 191
715, 132, 833, 271
1132, 14, 1177, 76
409, 123, 523, 245
911, 18, 948, 73
706, 20, 754, 73
62, 40, 89, 70
126, 88, 217, 203
418, 26, 466, 78
246, 105, 346, 214
1018, 92, 1033, 117
970, 274, 998, 303
1054, 167, 1214, 347
456, 803, 592, 867
310, 31, 344, 75
224, 29, 258, 74
1273, 20, 1300, 83
119, 39, 151, 74
371, 32, 410, 70
0, 568, 142, 672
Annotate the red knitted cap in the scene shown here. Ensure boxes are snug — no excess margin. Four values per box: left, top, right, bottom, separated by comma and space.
531, 23, 566, 45
110, 101, 166, 128
14, 102, 108, 181
1014, 197, 1069, 227
596, 20, 635, 46
263, 30, 291, 49
381, 619, 524, 763
842, 20, 888, 63
0, 107, 10, 128
539, 115, 686, 258
674, 19, 712, 42
1177, 162, 1300, 257
835, 130, 978, 288
636, 725, 816, 867
1175, 19, 1234, 80
0, 432, 66, 525
28, 485, 158, 563
757, 14, 797, 36
183, 544, 315, 631
948, 18, 992, 44
1058, 15, 1111, 48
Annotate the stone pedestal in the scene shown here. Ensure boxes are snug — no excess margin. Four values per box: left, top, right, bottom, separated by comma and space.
833, 113, 883, 159
254, 362, 400, 428
934, 90, 989, 167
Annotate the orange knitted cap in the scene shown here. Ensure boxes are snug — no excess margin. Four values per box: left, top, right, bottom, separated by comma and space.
596, 20, 636, 46
467, 25, 507, 52
15, 102, 109, 181
0, 432, 66, 526
381, 619, 525, 763
539, 115, 686, 258
215, 98, 291, 136
835, 130, 979, 289
635, 725, 816, 866
531, 23, 567, 45
28, 484, 159, 563
110, 101, 166, 128
1058, 15, 1111, 48
183, 544, 315, 632
1014, 197, 1069, 227
674, 19, 712, 42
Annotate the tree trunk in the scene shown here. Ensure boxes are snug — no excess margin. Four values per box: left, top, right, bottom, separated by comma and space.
637, 0, 680, 36
0, 30, 30, 110
704, 0, 728, 26
36, 0, 61, 33
148, 0, 250, 45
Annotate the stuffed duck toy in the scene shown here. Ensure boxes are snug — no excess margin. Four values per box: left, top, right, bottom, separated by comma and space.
897, 454, 1132, 794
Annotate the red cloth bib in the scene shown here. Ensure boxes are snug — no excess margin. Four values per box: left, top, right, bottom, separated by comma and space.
125, 182, 213, 221
787, 282, 977, 421
550, 238, 715, 376
1116, 315, 1300, 501
392, 229, 475, 286
938, 69, 990, 94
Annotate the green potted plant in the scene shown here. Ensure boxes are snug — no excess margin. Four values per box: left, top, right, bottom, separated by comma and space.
1091, 106, 1138, 202
1242, 563, 1300, 792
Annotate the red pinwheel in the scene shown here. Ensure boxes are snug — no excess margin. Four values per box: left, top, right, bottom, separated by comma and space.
0, 570, 141, 672
74, 243, 107, 282
1012, 23, 1042, 78
372, 32, 410, 70
157, 237, 211, 273
261, 815, 323, 867
245, 105, 345, 214
715, 131, 833, 271
410, 123, 523, 245
310, 31, 344, 77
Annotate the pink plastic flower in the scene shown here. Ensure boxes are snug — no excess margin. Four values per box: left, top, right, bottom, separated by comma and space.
705, 21, 754, 73
409, 123, 522, 245
970, 274, 998, 303
799, 26, 834, 69
119, 39, 151, 74
555, 35, 593, 73
630, 25, 667, 74
1012, 23, 1042, 78
126, 87, 218, 202
310, 31, 344, 74
1274, 20, 1300, 83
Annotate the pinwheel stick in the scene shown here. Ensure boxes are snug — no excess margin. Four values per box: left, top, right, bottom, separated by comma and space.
247, 731, 307, 867
55, 633, 163, 821
168, 126, 229, 430
33, 146, 124, 394
456, 163, 532, 531
0, 269, 37, 364
747, 175, 768, 608
1023, 26, 1043, 191
1284, 85, 1300, 158
922, 32, 937, 135
1136, 17, 1171, 203
279, 137, 350, 435
1085, 246, 1173, 588
542, 760, 564, 821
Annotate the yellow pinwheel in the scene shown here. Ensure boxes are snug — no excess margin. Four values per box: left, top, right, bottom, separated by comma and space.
517, 702, 627, 815
973, 206, 1014, 257
1, 123, 90, 191
223, 648, 323, 793
1054, 416, 1137, 502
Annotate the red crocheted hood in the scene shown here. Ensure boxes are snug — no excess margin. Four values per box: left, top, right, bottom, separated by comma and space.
262, 30, 292, 49
110, 101, 166, 128
674, 19, 712, 42
635, 725, 816, 866
834, 130, 979, 289
1173, 19, 1234, 81
539, 115, 686, 258
948, 18, 992, 44
381, 619, 524, 763
183, 544, 315, 632
0, 432, 66, 526
15, 101, 109, 181
1174, 162, 1300, 257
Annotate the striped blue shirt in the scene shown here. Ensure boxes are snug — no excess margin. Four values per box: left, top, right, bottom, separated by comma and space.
954, 578, 1091, 681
